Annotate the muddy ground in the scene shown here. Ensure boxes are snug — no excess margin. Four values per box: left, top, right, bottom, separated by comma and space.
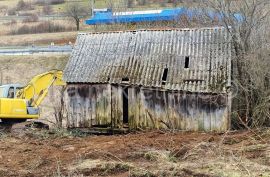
0, 127, 270, 177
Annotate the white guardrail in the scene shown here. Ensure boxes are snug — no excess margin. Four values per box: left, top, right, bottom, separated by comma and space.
0, 45, 73, 55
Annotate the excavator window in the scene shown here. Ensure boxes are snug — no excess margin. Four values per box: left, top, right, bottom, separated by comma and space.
0, 87, 4, 98
7, 87, 15, 98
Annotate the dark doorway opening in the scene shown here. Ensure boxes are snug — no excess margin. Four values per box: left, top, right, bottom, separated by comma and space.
123, 87, 129, 124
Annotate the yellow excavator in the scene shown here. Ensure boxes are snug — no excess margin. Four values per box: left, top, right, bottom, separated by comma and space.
0, 70, 65, 123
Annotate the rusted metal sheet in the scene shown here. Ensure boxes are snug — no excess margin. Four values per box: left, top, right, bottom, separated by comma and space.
66, 84, 230, 131
64, 27, 232, 93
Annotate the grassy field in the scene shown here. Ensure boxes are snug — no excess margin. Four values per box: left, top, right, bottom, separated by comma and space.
0, 55, 68, 84
0, 31, 77, 46
0, 0, 19, 8
0, 0, 185, 44
0, 0, 177, 14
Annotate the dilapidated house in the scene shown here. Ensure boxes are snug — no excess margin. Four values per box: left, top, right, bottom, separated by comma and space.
63, 27, 232, 132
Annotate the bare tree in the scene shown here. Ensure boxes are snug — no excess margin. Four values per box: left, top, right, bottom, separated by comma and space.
53, 87, 66, 128
65, 2, 89, 31
50, 86, 67, 128
201, 0, 270, 127
16, 0, 33, 11
43, 4, 53, 15
127, 0, 134, 8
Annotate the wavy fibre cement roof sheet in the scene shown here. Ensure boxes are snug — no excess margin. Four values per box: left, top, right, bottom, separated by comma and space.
64, 27, 232, 93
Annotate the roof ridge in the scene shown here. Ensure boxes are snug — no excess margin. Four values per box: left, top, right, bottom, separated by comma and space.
78, 26, 225, 35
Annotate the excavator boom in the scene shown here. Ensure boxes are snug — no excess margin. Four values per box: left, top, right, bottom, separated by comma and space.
16, 70, 66, 107
0, 70, 66, 122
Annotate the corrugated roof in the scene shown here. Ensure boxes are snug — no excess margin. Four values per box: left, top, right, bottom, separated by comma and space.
64, 27, 232, 93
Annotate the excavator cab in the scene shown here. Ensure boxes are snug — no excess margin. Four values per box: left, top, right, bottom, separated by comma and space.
0, 84, 23, 99
0, 84, 39, 122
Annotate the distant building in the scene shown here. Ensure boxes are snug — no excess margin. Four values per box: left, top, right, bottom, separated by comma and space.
85, 8, 242, 26
64, 27, 232, 132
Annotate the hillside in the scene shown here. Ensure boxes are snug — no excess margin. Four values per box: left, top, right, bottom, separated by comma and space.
0, 55, 68, 84
0, 0, 195, 46
0, 31, 77, 46
0, 0, 189, 35
0, 0, 183, 14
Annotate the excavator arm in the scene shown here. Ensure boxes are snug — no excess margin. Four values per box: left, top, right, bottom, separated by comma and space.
16, 70, 66, 108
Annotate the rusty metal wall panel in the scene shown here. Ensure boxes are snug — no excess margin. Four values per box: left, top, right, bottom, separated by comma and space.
64, 27, 232, 93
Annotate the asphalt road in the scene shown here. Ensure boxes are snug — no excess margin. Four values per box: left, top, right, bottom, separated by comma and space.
0, 45, 73, 55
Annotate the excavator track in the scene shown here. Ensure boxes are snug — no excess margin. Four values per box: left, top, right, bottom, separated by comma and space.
0, 122, 12, 133
0, 119, 26, 132
0, 120, 49, 134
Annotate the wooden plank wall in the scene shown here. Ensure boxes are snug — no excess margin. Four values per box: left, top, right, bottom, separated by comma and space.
66, 84, 112, 128
66, 84, 230, 131
128, 87, 230, 131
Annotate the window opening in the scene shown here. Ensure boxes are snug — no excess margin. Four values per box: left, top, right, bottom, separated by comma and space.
122, 77, 130, 82
7, 87, 14, 98
185, 56, 190, 68
162, 68, 168, 81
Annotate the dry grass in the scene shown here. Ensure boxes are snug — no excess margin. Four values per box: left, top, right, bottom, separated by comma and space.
1, 130, 269, 177
0, 0, 19, 8
0, 18, 78, 34
67, 131, 270, 177
0, 23, 12, 35
0, 31, 77, 46
0, 55, 68, 84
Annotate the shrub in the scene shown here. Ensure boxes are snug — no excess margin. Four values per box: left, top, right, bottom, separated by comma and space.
16, 0, 34, 11
42, 4, 53, 15
3, 19, 17, 25
7, 8, 17, 15
49, 0, 65, 5
17, 0, 27, 10
11, 19, 18, 25
34, 0, 65, 6
0, 5, 7, 11
34, 0, 46, 6
19, 12, 33, 16
22, 14, 39, 23
11, 21, 73, 35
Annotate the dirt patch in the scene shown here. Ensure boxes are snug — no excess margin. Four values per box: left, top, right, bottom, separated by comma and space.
0, 129, 270, 177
